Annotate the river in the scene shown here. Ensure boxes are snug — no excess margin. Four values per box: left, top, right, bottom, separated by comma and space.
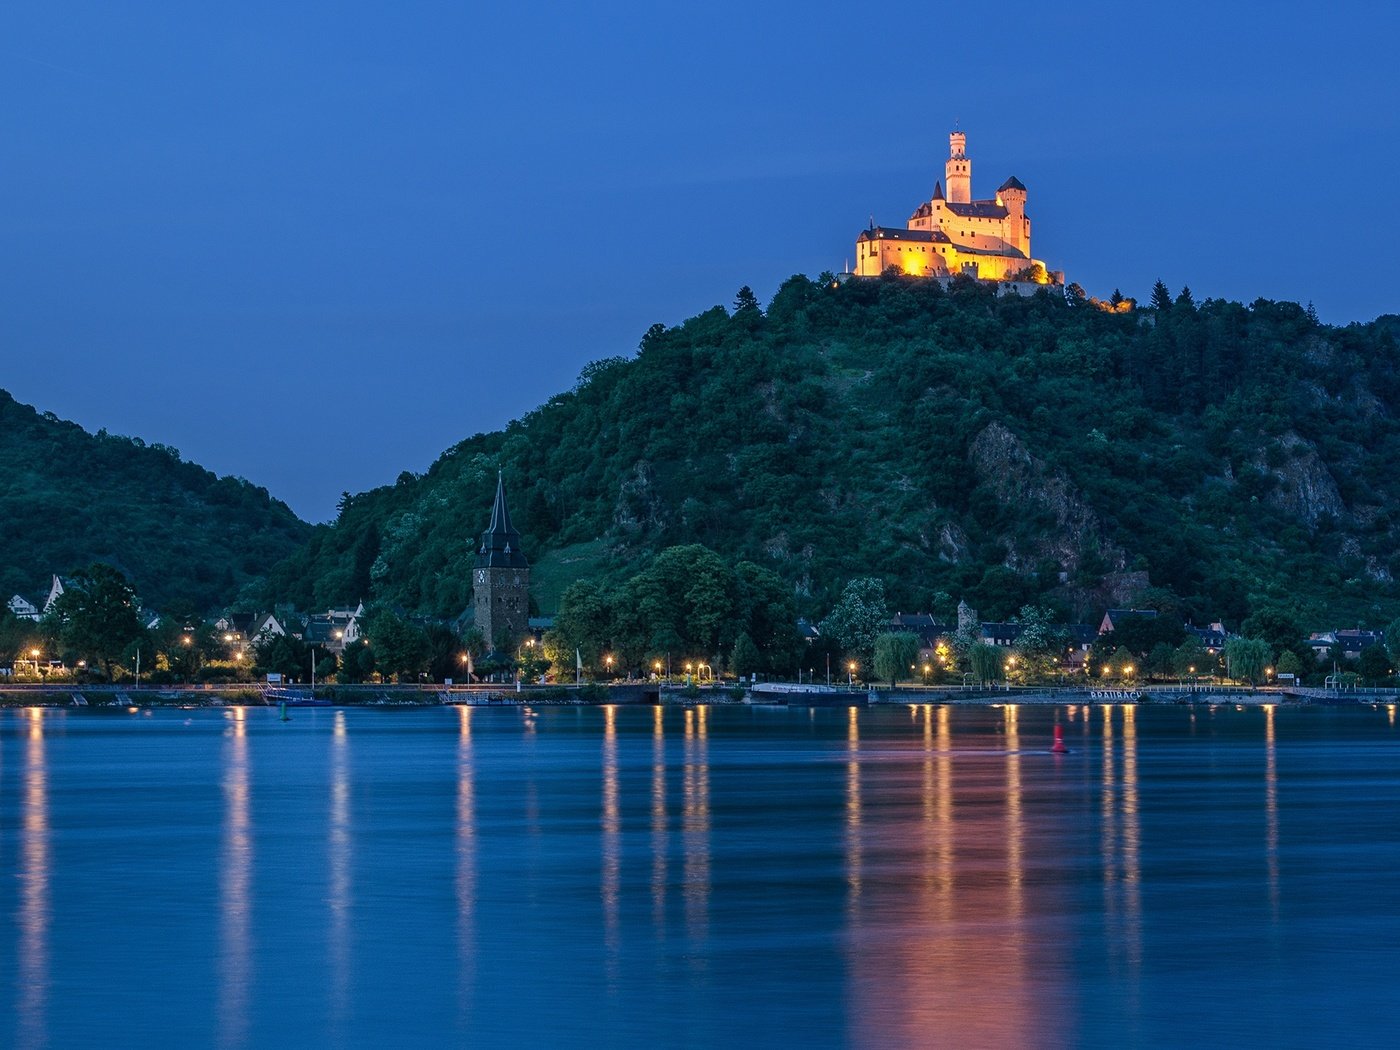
2, 702, 1397, 1048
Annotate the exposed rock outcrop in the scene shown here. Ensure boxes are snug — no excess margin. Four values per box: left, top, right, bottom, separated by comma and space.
967, 421, 1127, 576
1258, 432, 1345, 527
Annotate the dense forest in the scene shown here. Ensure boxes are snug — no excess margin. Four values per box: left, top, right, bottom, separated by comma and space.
262, 274, 1400, 631
0, 390, 310, 612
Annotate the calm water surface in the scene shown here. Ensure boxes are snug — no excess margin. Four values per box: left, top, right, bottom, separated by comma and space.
2, 702, 1398, 1048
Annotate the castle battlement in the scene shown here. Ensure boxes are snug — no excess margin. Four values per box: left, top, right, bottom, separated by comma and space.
854, 131, 1060, 285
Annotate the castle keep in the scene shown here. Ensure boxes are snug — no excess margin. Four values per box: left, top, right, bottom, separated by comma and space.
855, 131, 1060, 284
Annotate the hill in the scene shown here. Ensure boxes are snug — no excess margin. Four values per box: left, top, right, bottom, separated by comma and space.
264, 275, 1400, 629
0, 390, 311, 613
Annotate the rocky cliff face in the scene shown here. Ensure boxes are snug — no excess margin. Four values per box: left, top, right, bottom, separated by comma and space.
967, 421, 1128, 577
1259, 432, 1346, 527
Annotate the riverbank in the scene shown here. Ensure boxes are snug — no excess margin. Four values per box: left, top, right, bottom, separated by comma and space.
2, 683, 1395, 708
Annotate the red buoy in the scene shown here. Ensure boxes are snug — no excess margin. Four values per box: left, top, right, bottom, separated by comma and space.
1051, 724, 1069, 754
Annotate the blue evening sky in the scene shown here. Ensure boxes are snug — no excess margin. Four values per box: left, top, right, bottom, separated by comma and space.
3, 1, 1397, 521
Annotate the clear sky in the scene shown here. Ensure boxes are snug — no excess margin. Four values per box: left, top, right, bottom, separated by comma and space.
4, 1, 1398, 522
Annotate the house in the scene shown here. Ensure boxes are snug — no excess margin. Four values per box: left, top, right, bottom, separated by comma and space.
299, 604, 364, 652
1063, 624, 1099, 668
42, 575, 68, 615
981, 622, 1024, 648
1099, 608, 1159, 635
7, 594, 40, 621
1185, 621, 1229, 652
1308, 629, 1385, 662
797, 619, 822, 644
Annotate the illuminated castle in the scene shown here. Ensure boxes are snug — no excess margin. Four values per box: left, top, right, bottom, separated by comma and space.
854, 131, 1060, 284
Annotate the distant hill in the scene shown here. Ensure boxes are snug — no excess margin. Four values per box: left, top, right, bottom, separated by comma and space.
262, 277, 1400, 628
0, 390, 310, 613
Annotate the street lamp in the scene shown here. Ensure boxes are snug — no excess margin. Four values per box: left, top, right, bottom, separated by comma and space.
848, 660, 857, 688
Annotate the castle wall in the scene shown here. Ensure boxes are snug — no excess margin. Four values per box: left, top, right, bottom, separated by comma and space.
857, 239, 954, 277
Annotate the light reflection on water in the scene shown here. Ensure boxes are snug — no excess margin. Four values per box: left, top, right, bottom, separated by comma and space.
3, 703, 1400, 1048
217, 707, 251, 1050
17, 708, 48, 1050
455, 705, 475, 1028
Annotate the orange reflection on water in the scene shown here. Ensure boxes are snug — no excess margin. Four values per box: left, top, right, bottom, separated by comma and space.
1122, 705, 1142, 983
683, 706, 710, 959
17, 708, 49, 1050
845, 707, 862, 904
651, 705, 667, 925
1264, 705, 1279, 919
601, 706, 621, 988
217, 708, 252, 1050
848, 704, 1060, 1046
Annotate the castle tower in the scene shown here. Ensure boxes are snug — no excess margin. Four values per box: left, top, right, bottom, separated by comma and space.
472, 472, 530, 653
997, 176, 1030, 257
945, 131, 971, 204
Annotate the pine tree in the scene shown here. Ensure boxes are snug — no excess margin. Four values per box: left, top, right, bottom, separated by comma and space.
733, 286, 761, 315
1150, 280, 1173, 312
1175, 286, 1196, 310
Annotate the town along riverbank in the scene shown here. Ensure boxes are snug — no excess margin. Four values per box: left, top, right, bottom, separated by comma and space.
3, 681, 1395, 709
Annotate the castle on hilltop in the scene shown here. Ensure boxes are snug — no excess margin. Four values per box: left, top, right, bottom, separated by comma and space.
854, 131, 1061, 285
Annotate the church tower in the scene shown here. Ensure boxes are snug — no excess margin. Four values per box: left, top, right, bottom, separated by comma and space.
472, 472, 530, 653
945, 131, 971, 203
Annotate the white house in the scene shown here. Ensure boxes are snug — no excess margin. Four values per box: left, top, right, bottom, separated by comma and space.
7, 594, 40, 621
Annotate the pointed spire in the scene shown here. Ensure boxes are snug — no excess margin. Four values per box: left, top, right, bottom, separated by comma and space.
486, 470, 514, 535
932, 180, 944, 201
475, 471, 528, 569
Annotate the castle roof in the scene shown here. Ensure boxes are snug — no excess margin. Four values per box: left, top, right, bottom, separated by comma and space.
950, 241, 1028, 259
943, 200, 1009, 219
858, 226, 951, 244
997, 175, 1027, 192
932, 180, 944, 201
475, 472, 529, 570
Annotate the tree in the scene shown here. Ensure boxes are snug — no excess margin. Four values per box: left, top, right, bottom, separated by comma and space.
1240, 606, 1304, 662
733, 286, 762, 315
50, 564, 145, 679
1225, 637, 1272, 685
1150, 279, 1173, 312
1175, 285, 1196, 310
1100, 613, 1184, 659
1276, 649, 1304, 680
1358, 644, 1391, 685
255, 633, 311, 681
1385, 618, 1400, 669
968, 642, 1002, 685
819, 578, 890, 667
553, 579, 614, 669
337, 639, 375, 683
364, 608, 429, 682
516, 641, 551, 684
1148, 642, 1176, 679
732, 633, 761, 679
1172, 638, 1209, 677
425, 623, 464, 682
1011, 604, 1066, 681
0, 607, 34, 667
873, 631, 921, 688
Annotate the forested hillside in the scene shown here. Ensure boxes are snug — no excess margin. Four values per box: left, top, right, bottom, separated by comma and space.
0, 390, 310, 612
265, 275, 1400, 628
